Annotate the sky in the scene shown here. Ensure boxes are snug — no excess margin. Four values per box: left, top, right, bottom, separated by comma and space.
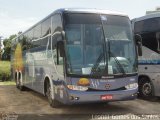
0, 0, 159, 39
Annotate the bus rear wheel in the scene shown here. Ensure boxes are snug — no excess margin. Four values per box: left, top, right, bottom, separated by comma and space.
16, 72, 25, 91
139, 77, 153, 99
46, 81, 61, 108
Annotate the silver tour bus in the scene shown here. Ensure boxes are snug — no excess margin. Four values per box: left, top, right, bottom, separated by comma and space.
132, 13, 160, 99
11, 8, 139, 107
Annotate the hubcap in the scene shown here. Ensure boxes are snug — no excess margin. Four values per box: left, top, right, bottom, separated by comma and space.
142, 82, 152, 96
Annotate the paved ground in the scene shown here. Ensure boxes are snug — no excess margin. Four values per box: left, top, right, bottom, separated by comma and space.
0, 85, 160, 120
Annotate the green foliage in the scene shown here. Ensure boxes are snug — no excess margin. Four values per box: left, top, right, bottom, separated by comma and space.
0, 81, 15, 85
21, 36, 30, 50
2, 34, 17, 60
0, 61, 11, 81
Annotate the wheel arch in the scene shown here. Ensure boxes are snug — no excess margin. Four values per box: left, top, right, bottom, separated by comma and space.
138, 74, 151, 83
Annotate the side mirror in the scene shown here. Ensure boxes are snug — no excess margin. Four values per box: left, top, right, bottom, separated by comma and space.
52, 31, 62, 42
135, 34, 142, 56
52, 31, 65, 57
52, 31, 65, 42
58, 41, 65, 57
61, 31, 66, 40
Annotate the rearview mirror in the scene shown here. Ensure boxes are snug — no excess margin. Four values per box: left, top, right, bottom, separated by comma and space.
58, 41, 65, 57
135, 34, 142, 56
52, 31, 65, 57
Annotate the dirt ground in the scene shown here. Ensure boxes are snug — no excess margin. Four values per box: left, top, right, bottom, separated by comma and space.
0, 85, 160, 120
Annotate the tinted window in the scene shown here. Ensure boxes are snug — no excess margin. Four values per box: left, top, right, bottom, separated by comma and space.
52, 14, 63, 47
52, 14, 63, 33
141, 32, 158, 53
52, 14, 63, 75
64, 13, 101, 24
42, 17, 51, 37
52, 42, 64, 75
32, 37, 49, 51
102, 15, 132, 41
27, 30, 34, 41
23, 33, 31, 50
34, 24, 41, 39
65, 24, 81, 44
135, 17, 160, 33
134, 17, 160, 53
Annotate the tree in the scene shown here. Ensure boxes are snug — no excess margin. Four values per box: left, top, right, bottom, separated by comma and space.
2, 34, 17, 60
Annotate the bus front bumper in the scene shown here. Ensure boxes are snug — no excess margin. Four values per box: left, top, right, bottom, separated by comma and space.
65, 88, 138, 104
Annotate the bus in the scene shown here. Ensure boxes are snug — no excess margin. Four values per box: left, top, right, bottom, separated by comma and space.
11, 8, 139, 107
132, 13, 160, 98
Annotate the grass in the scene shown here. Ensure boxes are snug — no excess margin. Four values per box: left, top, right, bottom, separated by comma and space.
0, 61, 11, 80
0, 81, 15, 85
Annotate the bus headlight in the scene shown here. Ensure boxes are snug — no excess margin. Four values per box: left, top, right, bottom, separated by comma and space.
125, 83, 138, 90
67, 85, 88, 91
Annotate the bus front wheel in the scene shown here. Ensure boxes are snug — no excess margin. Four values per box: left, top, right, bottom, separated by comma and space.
46, 81, 61, 108
139, 77, 153, 99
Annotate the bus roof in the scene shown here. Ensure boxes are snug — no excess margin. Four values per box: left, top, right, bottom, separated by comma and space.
132, 12, 160, 22
54, 8, 128, 17
15, 8, 128, 39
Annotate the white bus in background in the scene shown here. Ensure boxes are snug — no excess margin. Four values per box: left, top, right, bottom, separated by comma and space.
132, 13, 160, 99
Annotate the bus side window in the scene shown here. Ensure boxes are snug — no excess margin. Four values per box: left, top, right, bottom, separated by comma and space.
135, 18, 160, 54
52, 44, 64, 75
53, 47, 57, 64
57, 45, 64, 65
52, 14, 64, 75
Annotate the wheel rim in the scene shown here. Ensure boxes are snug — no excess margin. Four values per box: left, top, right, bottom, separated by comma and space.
142, 82, 152, 96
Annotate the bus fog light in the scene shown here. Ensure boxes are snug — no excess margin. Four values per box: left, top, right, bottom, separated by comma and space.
67, 85, 88, 91
75, 97, 79, 100
125, 83, 138, 90
132, 93, 137, 96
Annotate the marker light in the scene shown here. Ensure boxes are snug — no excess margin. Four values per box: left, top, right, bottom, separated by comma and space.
77, 78, 90, 86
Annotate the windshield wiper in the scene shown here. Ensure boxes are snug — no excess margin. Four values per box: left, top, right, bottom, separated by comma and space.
90, 52, 104, 76
106, 39, 126, 76
109, 51, 126, 75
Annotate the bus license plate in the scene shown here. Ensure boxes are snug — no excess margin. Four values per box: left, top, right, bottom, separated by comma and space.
101, 95, 113, 100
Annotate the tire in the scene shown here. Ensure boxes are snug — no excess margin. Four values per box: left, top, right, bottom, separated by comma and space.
138, 77, 153, 99
19, 80, 25, 91
16, 72, 25, 91
19, 73, 25, 91
46, 81, 61, 108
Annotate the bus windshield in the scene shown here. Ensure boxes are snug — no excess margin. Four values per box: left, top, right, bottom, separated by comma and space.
64, 13, 137, 76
